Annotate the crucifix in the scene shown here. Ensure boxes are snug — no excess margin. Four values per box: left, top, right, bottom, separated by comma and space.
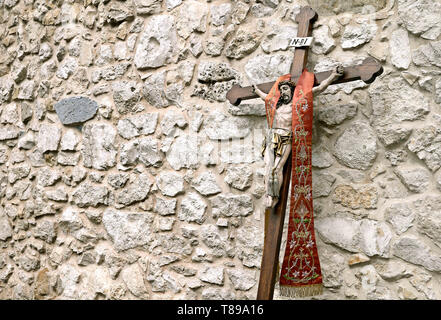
226, 6, 383, 300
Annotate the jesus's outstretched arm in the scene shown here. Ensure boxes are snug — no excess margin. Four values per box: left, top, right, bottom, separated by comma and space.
252, 84, 267, 101
312, 64, 344, 95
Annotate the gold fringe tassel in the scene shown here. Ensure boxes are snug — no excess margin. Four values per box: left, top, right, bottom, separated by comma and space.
279, 284, 323, 298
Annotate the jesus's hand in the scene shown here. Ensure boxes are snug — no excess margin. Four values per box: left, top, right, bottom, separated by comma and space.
335, 64, 344, 77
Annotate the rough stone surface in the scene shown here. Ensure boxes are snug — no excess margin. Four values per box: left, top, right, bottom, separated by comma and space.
135, 0, 162, 15
225, 29, 262, 59
393, 236, 441, 272
54, 97, 98, 125
199, 266, 224, 285
56, 57, 77, 80
318, 95, 357, 126
120, 137, 162, 168
204, 111, 250, 141
116, 173, 153, 207
166, 134, 200, 170
156, 171, 184, 197
228, 103, 265, 116
60, 130, 79, 151
108, 173, 130, 190
102, 209, 153, 251
244, 53, 292, 83
0, 79, 14, 104
210, 3, 231, 27
341, 21, 377, 49
332, 185, 378, 209
197, 61, 235, 83
191, 172, 222, 196
231, 2, 249, 24
261, 24, 298, 53
37, 124, 61, 153
394, 166, 430, 193
211, 193, 253, 218
385, 203, 415, 235
33, 219, 57, 244
134, 15, 178, 69
192, 62, 241, 102
37, 168, 61, 187
160, 110, 187, 136
376, 126, 412, 147
389, 29, 411, 70
138, 138, 163, 167
227, 269, 256, 291
312, 25, 335, 55
142, 72, 170, 108
309, 0, 387, 15
414, 197, 441, 248
121, 263, 149, 298
407, 126, 441, 172
224, 166, 253, 191
412, 41, 441, 68
348, 253, 370, 266
312, 144, 335, 168
316, 216, 360, 253
117, 113, 158, 139
72, 183, 109, 208
82, 123, 118, 170
178, 192, 207, 224
0, 209, 13, 241
112, 81, 140, 114
434, 172, 441, 194
155, 197, 177, 216
313, 172, 336, 198
419, 211, 441, 248
435, 78, 441, 104
1, 103, 20, 125
334, 121, 377, 170
398, 0, 441, 40
176, 1, 208, 39
316, 216, 392, 257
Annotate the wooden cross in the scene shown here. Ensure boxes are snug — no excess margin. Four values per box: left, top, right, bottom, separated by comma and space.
226, 6, 383, 300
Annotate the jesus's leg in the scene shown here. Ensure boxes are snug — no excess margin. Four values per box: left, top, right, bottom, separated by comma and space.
269, 144, 292, 208
264, 135, 276, 208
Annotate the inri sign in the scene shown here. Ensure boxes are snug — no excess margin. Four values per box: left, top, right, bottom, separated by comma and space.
289, 37, 313, 47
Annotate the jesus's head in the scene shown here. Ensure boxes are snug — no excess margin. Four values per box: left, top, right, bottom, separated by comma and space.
278, 81, 295, 105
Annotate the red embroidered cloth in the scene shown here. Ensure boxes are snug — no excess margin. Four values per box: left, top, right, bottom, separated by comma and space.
265, 70, 323, 298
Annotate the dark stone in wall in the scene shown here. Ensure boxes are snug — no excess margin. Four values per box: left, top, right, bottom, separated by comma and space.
54, 96, 98, 125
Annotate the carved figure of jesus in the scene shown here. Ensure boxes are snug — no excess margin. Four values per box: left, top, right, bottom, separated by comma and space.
253, 65, 344, 208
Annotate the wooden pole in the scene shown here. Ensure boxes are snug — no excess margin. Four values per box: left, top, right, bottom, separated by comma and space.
256, 154, 292, 300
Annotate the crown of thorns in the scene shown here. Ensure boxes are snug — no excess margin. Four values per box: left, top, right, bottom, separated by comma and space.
278, 80, 295, 90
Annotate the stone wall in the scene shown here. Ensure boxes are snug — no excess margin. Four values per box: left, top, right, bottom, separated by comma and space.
0, 0, 440, 300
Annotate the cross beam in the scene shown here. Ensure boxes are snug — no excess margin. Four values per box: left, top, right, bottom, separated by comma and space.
225, 6, 383, 301
226, 57, 383, 106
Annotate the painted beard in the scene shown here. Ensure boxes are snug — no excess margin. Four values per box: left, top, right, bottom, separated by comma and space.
281, 94, 291, 104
